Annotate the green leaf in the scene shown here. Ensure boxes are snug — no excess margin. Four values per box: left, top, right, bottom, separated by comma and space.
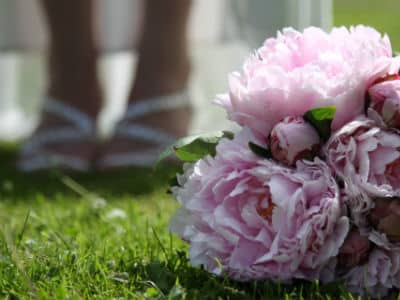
303, 106, 336, 141
248, 142, 271, 158
155, 131, 234, 168
166, 176, 179, 194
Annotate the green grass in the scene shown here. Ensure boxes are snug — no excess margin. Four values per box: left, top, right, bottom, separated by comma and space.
334, 0, 400, 50
2, 2, 400, 299
0, 145, 370, 300
0, 144, 360, 300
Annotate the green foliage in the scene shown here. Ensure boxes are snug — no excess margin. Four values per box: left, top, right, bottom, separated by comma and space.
156, 131, 234, 167
248, 142, 271, 158
303, 106, 336, 141
334, 0, 400, 50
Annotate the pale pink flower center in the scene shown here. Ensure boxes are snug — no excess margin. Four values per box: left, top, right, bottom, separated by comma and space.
256, 188, 275, 219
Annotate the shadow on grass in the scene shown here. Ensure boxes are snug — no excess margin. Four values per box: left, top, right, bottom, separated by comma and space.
137, 256, 353, 300
0, 143, 179, 200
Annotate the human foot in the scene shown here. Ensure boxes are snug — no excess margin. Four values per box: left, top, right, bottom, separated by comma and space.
17, 96, 100, 172
96, 89, 192, 170
17, 70, 102, 172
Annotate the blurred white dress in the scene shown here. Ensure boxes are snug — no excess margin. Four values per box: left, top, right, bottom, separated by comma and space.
0, 0, 332, 140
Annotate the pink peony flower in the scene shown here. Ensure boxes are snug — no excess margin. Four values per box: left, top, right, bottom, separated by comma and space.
340, 182, 400, 251
343, 248, 400, 298
170, 129, 349, 282
326, 119, 400, 251
368, 76, 400, 129
270, 116, 321, 166
338, 229, 371, 268
216, 26, 400, 136
324, 118, 400, 198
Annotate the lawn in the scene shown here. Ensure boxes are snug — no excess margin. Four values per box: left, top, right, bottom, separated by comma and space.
334, 0, 400, 50
0, 145, 359, 300
0, 145, 357, 300
2, 1, 400, 299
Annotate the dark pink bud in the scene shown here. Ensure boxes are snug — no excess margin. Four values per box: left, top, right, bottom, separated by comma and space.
338, 230, 371, 268
370, 197, 400, 242
368, 76, 400, 129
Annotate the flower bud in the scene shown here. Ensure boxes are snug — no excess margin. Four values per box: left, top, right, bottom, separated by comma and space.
369, 197, 400, 242
338, 230, 371, 268
368, 76, 400, 129
270, 116, 321, 166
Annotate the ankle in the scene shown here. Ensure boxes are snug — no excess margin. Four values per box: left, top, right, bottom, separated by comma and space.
46, 79, 102, 117
130, 56, 191, 101
46, 52, 102, 117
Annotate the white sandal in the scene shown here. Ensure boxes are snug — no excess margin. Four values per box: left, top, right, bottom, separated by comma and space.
97, 90, 191, 169
17, 98, 96, 172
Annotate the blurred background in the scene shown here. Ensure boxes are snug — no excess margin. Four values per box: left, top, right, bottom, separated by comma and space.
0, 0, 399, 142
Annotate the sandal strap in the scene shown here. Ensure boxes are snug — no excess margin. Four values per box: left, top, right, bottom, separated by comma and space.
115, 123, 177, 145
123, 90, 190, 121
21, 98, 95, 153
98, 90, 190, 169
21, 128, 92, 154
44, 97, 93, 133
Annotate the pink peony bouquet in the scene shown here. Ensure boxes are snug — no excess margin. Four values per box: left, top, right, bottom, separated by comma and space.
160, 26, 400, 298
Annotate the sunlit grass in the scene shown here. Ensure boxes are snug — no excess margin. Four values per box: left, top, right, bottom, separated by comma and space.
0, 144, 371, 299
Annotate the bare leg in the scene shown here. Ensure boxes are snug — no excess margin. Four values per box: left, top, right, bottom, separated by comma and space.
41, 0, 102, 116
129, 0, 192, 101
18, 0, 102, 171
98, 0, 192, 169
